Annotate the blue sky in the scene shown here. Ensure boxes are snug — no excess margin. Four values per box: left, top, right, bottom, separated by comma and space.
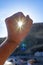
0, 0, 43, 37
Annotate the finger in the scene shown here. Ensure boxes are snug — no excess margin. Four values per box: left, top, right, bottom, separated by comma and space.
5, 12, 25, 30
26, 15, 33, 23
19, 16, 33, 39
25, 15, 33, 28
22, 15, 33, 31
5, 12, 26, 36
7, 12, 25, 22
22, 15, 33, 37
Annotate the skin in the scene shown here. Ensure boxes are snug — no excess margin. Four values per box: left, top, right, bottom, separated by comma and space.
0, 12, 33, 65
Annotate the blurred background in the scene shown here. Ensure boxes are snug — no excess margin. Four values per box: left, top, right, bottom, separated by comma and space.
0, 0, 43, 65
1, 23, 43, 65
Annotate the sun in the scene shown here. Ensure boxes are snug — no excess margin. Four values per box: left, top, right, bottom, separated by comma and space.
17, 20, 24, 31
16, 18, 25, 31
18, 20, 23, 28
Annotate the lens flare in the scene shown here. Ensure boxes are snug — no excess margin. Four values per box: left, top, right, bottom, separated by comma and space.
17, 20, 23, 31
18, 21, 23, 28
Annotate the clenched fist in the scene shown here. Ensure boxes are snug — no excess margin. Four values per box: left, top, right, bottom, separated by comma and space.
5, 12, 33, 43
0, 12, 33, 65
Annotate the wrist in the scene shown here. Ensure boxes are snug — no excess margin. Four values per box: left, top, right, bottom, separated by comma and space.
7, 36, 20, 45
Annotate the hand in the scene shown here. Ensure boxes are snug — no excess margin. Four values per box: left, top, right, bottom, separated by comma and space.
5, 12, 33, 43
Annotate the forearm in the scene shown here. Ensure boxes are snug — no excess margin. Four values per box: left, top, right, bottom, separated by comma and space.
0, 38, 19, 65
0, 12, 32, 65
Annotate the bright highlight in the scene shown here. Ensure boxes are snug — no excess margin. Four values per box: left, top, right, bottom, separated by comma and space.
18, 20, 23, 28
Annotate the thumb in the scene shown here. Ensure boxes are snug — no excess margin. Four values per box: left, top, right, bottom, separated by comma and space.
26, 15, 33, 24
